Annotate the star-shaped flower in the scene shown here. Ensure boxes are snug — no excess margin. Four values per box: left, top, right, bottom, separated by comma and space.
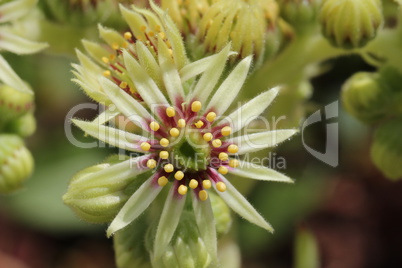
65, 2, 297, 262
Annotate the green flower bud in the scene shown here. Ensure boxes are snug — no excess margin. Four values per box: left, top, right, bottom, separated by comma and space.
0, 84, 34, 126
0, 134, 34, 194
319, 0, 383, 49
342, 66, 402, 123
210, 192, 232, 237
63, 155, 148, 223
114, 216, 152, 268
342, 72, 391, 123
278, 0, 321, 30
148, 211, 213, 268
4, 112, 36, 138
177, 0, 279, 65
371, 118, 402, 180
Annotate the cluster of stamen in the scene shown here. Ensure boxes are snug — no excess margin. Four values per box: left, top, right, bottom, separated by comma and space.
139, 100, 240, 201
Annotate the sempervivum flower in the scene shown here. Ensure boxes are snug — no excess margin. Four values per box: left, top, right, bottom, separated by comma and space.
0, 0, 47, 54
67, 2, 297, 263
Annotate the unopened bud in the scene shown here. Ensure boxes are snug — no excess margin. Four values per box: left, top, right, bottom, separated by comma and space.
0, 85, 34, 125
0, 134, 34, 194
319, 0, 383, 49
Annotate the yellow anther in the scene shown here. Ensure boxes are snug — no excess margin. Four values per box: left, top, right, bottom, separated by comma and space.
111, 42, 119, 50
212, 139, 222, 148
168, 49, 173, 56
148, 31, 155, 37
103, 70, 111, 77
206, 112, 216, 122
170, 128, 180, 137
109, 54, 116, 61
160, 138, 169, 147
155, 25, 161, 32
122, 42, 129, 48
178, 185, 188, 195
194, 120, 204, 129
164, 164, 174, 173
219, 152, 229, 161
221, 126, 232, 136
166, 40, 171, 48
216, 182, 227, 192
166, 107, 175, 117
189, 179, 199, 189
147, 159, 157, 169
191, 101, 202, 112
101, 56, 109, 63
203, 133, 213, 142
150, 121, 160, 131
140, 142, 151, 151
119, 82, 128, 89
158, 176, 168, 187
140, 25, 147, 32
124, 32, 132, 40
178, 119, 186, 128
228, 144, 239, 153
158, 32, 166, 39
218, 166, 228, 175
199, 190, 208, 201
229, 159, 239, 168
174, 171, 184, 180
203, 180, 212, 189
160, 151, 169, 159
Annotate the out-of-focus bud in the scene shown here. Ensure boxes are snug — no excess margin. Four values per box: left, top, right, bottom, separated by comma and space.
319, 0, 383, 49
172, 0, 279, 65
114, 216, 152, 268
5, 113, 36, 138
342, 72, 391, 123
210, 192, 232, 237
0, 134, 34, 194
0, 85, 34, 126
148, 211, 213, 268
371, 118, 402, 180
278, 0, 321, 31
342, 66, 402, 123
63, 155, 145, 223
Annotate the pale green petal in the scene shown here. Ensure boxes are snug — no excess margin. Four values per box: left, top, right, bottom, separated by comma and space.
82, 40, 110, 66
229, 160, 294, 183
98, 24, 127, 48
72, 119, 147, 152
188, 44, 230, 104
107, 176, 163, 237
70, 156, 149, 192
219, 87, 280, 133
150, 1, 188, 69
0, 0, 36, 23
0, 29, 48, 54
0, 55, 32, 94
92, 105, 120, 125
206, 56, 252, 115
158, 37, 185, 103
119, 5, 148, 41
136, 41, 162, 88
191, 191, 218, 262
179, 54, 218, 82
212, 172, 273, 232
154, 185, 186, 259
99, 76, 154, 130
76, 49, 103, 73
122, 50, 170, 110
228, 129, 298, 154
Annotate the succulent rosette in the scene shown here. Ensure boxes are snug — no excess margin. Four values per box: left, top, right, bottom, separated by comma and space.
65, 2, 297, 264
